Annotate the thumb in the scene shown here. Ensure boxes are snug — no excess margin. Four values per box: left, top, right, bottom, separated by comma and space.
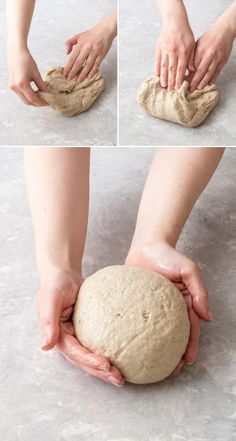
34, 70, 48, 92
65, 36, 78, 54
37, 290, 63, 351
188, 46, 195, 73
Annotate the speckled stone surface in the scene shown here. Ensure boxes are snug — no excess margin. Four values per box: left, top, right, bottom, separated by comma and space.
1, 147, 236, 441
119, 0, 236, 146
0, 0, 117, 146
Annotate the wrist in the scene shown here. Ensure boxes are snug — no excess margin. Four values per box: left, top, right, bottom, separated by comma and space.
36, 248, 83, 282
6, 38, 28, 53
158, 0, 188, 24
215, 11, 236, 39
126, 240, 173, 268
96, 13, 117, 40
38, 262, 83, 286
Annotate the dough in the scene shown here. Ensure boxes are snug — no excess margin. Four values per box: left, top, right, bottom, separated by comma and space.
137, 75, 219, 127
38, 67, 105, 116
73, 265, 190, 384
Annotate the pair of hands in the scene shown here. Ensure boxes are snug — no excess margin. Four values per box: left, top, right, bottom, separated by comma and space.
156, 15, 234, 91
37, 243, 212, 387
7, 23, 114, 106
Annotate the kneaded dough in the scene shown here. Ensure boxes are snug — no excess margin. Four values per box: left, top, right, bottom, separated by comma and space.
38, 67, 105, 116
137, 75, 219, 127
73, 265, 190, 384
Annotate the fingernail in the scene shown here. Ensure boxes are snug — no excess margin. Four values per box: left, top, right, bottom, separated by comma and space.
186, 361, 194, 365
88, 357, 110, 371
161, 81, 166, 87
208, 311, 214, 321
97, 364, 110, 372
109, 378, 123, 387
41, 334, 49, 348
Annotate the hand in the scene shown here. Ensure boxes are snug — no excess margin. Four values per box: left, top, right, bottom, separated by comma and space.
7, 47, 48, 106
126, 242, 213, 374
189, 20, 234, 91
36, 269, 124, 387
155, 16, 195, 90
63, 22, 114, 82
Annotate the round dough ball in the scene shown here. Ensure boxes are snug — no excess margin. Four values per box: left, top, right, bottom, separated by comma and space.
73, 265, 190, 384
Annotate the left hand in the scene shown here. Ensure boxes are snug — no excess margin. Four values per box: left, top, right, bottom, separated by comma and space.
126, 242, 213, 374
63, 24, 114, 82
189, 21, 234, 91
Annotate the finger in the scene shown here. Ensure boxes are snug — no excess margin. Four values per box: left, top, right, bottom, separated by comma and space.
175, 55, 187, 89
15, 90, 31, 105
168, 52, 177, 90
181, 261, 212, 321
57, 326, 111, 372
22, 85, 47, 107
61, 305, 74, 321
209, 61, 225, 85
190, 58, 211, 91
61, 321, 75, 336
160, 52, 168, 88
64, 45, 81, 78
37, 288, 63, 350
155, 50, 162, 77
87, 56, 102, 79
67, 49, 90, 81
33, 71, 48, 92
80, 364, 124, 387
188, 45, 196, 73
77, 52, 97, 82
173, 359, 184, 374
65, 36, 78, 55
183, 296, 201, 364
197, 59, 218, 89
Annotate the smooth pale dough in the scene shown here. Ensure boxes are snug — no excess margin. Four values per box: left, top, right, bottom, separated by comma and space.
137, 75, 219, 127
73, 265, 190, 384
38, 67, 105, 116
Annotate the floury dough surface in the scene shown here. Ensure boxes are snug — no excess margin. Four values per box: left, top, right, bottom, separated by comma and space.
73, 265, 190, 384
38, 67, 105, 116
137, 76, 219, 128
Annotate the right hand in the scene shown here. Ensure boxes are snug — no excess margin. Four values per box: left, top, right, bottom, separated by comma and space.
36, 269, 124, 387
7, 47, 48, 106
155, 15, 195, 90
126, 242, 213, 374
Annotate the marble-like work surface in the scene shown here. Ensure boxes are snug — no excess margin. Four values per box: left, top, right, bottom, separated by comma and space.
0, 147, 236, 440
119, 0, 236, 146
0, 0, 117, 146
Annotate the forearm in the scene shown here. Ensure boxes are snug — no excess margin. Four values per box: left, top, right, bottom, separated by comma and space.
97, 7, 117, 39
24, 148, 90, 280
216, 1, 236, 39
156, 0, 189, 23
130, 148, 224, 250
6, 0, 35, 50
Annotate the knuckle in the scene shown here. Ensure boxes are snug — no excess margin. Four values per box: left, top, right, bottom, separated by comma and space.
84, 42, 92, 51
187, 260, 198, 274
180, 46, 188, 56
92, 43, 100, 51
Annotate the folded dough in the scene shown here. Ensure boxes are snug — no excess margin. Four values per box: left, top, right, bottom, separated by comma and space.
137, 76, 219, 128
38, 67, 105, 117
